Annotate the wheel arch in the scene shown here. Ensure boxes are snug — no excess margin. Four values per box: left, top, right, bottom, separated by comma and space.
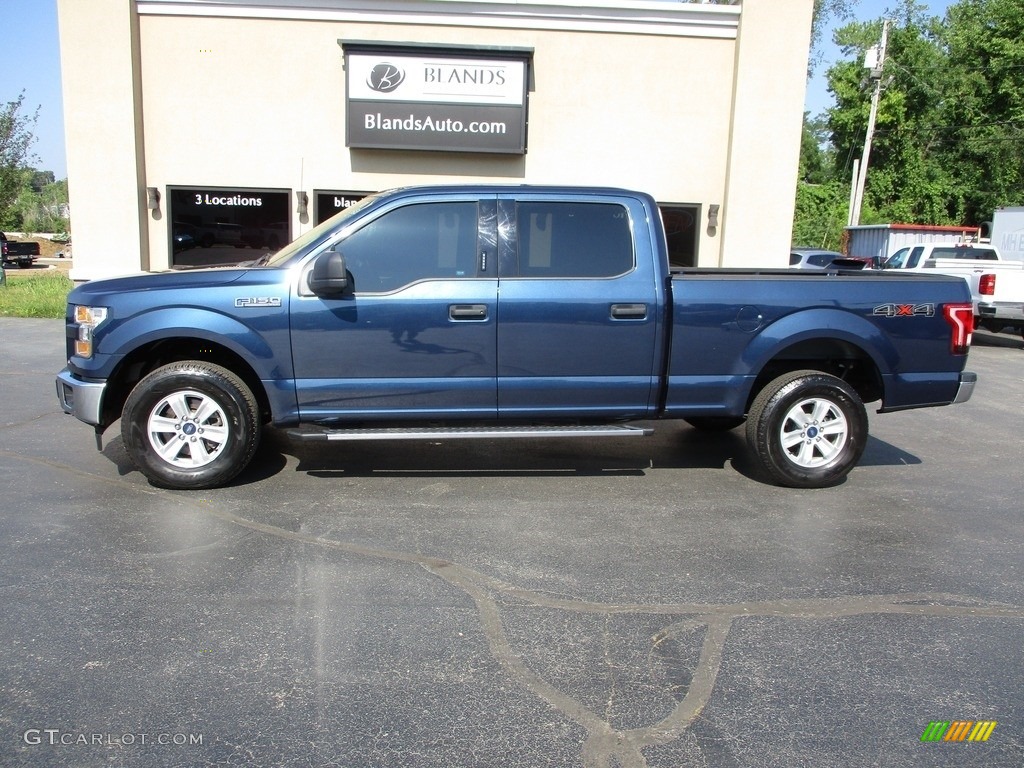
101, 337, 271, 429
734, 309, 899, 413
743, 328, 889, 414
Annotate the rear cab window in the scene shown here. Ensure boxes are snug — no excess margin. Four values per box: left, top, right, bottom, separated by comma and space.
515, 202, 634, 278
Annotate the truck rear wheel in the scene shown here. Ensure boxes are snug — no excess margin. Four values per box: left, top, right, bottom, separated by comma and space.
121, 361, 261, 490
746, 370, 867, 488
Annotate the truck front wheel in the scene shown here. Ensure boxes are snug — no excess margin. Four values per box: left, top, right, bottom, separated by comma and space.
121, 361, 261, 490
746, 370, 867, 488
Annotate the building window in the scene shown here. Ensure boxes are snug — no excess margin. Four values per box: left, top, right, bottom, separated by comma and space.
169, 187, 290, 268
659, 206, 699, 268
315, 192, 371, 225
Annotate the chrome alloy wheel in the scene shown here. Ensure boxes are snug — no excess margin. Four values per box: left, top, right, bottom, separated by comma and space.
778, 397, 849, 469
146, 389, 230, 468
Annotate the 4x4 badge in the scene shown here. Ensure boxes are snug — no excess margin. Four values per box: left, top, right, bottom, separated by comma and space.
873, 303, 935, 317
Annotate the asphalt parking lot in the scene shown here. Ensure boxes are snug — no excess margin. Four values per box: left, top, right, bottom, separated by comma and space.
1, 316, 1022, 768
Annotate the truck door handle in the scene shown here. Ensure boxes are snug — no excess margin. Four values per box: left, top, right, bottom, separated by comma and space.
610, 303, 647, 320
449, 304, 488, 321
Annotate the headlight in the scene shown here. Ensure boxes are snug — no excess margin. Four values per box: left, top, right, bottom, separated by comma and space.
73, 305, 108, 358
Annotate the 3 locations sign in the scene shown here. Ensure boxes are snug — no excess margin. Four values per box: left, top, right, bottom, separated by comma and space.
169, 187, 289, 268
344, 46, 529, 154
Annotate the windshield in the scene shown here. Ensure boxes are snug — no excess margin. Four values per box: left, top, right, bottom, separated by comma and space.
883, 248, 908, 269
259, 193, 383, 267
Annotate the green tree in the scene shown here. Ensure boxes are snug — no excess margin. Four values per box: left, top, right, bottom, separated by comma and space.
817, 0, 1024, 227
809, 0, 861, 72
865, 13, 958, 223
792, 180, 849, 249
937, 0, 1024, 222
793, 0, 863, 245
0, 91, 39, 228
15, 178, 69, 234
826, 5, 961, 225
31, 170, 55, 194
799, 112, 835, 185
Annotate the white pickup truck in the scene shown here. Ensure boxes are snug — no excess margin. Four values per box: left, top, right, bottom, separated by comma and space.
882, 243, 1024, 336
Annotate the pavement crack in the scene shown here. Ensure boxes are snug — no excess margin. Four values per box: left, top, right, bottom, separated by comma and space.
602, 613, 618, 726
12, 452, 1024, 768
211, 510, 1024, 767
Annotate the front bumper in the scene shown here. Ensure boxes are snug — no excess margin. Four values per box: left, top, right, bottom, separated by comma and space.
953, 371, 977, 405
56, 367, 107, 426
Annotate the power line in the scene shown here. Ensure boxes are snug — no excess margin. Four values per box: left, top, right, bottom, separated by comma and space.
874, 121, 1024, 137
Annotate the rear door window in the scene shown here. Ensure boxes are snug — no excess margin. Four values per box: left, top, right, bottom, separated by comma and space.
515, 202, 633, 278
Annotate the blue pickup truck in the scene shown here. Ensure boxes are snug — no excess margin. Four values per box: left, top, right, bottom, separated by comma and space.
56, 185, 976, 490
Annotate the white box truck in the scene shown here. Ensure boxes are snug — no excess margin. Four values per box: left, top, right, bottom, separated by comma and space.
989, 207, 1024, 263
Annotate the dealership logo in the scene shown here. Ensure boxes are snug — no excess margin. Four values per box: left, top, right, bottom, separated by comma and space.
367, 63, 405, 93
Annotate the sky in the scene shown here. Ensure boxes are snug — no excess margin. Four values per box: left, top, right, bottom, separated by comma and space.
1, 0, 65, 179
1, 0, 955, 182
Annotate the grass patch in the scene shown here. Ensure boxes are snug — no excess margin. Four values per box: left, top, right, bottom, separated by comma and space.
0, 270, 73, 318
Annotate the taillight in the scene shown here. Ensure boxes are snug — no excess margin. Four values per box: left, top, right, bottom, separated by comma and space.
943, 303, 974, 355
979, 273, 996, 296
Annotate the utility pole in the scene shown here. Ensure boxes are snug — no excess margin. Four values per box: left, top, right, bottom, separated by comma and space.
849, 19, 890, 227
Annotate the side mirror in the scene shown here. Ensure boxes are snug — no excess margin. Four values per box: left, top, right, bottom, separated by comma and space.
308, 249, 349, 295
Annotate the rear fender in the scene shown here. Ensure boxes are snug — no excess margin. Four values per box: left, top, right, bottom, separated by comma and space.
741, 308, 895, 397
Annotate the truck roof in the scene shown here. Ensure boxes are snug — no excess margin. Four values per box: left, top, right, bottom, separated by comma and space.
387, 183, 651, 197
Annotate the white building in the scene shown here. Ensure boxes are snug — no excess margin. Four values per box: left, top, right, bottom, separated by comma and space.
56, 0, 813, 279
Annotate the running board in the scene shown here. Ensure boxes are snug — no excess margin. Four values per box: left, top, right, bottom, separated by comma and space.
288, 424, 653, 442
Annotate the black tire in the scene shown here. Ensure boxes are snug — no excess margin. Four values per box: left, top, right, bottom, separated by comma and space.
684, 416, 746, 432
745, 370, 867, 488
121, 361, 261, 490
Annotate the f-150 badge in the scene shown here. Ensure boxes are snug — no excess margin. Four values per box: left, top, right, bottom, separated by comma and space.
873, 303, 935, 317
234, 297, 282, 308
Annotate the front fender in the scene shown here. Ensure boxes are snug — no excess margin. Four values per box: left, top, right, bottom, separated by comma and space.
77, 306, 290, 382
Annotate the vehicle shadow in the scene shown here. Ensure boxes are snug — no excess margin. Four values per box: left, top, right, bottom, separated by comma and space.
100, 428, 290, 488
858, 435, 921, 467
232, 424, 920, 487
973, 328, 1024, 349
97, 419, 922, 488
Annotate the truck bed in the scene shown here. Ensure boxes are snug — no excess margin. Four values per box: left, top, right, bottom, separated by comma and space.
664, 268, 971, 416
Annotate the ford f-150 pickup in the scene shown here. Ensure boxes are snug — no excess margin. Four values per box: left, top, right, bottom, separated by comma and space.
56, 185, 977, 490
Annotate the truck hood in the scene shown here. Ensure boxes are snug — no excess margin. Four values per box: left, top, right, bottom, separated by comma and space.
68, 267, 250, 304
